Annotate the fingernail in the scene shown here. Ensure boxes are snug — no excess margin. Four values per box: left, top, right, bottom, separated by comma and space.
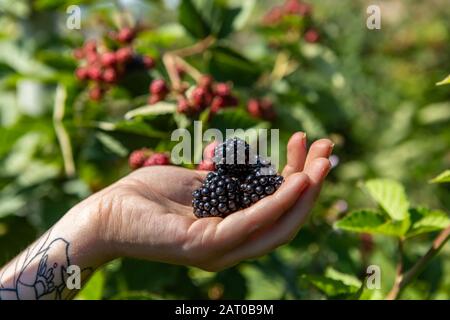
302, 132, 307, 148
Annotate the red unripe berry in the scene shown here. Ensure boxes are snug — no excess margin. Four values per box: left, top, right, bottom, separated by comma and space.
197, 159, 215, 171
75, 67, 89, 81
191, 86, 212, 108
142, 56, 155, 69
73, 48, 84, 60
117, 28, 136, 43
84, 40, 97, 53
263, 6, 283, 25
198, 74, 214, 90
247, 99, 261, 118
86, 52, 99, 64
128, 148, 151, 169
304, 29, 319, 43
102, 68, 118, 83
115, 47, 133, 64
143, 153, 170, 166
101, 52, 117, 67
87, 66, 102, 81
297, 2, 312, 16
150, 79, 169, 96
89, 86, 103, 101
247, 98, 275, 120
211, 96, 226, 113
214, 82, 231, 96
177, 98, 191, 114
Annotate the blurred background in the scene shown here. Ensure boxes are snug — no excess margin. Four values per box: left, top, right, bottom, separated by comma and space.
0, 0, 449, 299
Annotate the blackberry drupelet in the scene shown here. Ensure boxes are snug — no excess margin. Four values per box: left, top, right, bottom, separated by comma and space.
239, 173, 284, 208
192, 172, 240, 218
213, 137, 252, 176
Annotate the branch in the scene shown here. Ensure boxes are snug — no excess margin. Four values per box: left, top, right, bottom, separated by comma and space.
399, 225, 450, 290
170, 36, 215, 57
386, 239, 404, 300
53, 84, 75, 177
386, 224, 450, 299
162, 36, 216, 91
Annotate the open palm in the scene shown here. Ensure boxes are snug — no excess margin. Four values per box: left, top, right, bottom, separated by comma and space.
96, 132, 333, 271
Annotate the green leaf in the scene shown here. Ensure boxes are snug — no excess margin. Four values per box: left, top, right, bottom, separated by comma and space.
0, 41, 54, 77
215, 7, 241, 39
77, 270, 105, 300
208, 46, 260, 86
365, 179, 409, 221
302, 274, 360, 298
96, 120, 169, 139
406, 208, 450, 238
209, 108, 260, 132
124, 102, 177, 120
335, 209, 408, 237
436, 74, 450, 86
178, 0, 211, 38
429, 170, 450, 184
95, 132, 129, 157
325, 267, 362, 288
287, 105, 326, 138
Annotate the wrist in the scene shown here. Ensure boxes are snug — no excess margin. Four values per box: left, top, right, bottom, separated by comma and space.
62, 196, 115, 267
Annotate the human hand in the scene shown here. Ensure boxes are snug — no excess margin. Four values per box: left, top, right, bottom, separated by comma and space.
81, 132, 333, 271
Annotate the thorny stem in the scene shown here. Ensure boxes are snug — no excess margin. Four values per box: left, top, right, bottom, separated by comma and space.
386, 224, 450, 300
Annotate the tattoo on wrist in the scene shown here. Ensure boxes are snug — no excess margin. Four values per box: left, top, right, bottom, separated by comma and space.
0, 229, 92, 300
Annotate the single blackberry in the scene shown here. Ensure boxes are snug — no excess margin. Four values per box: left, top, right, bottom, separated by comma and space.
192, 172, 241, 218
213, 138, 253, 176
239, 173, 284, 208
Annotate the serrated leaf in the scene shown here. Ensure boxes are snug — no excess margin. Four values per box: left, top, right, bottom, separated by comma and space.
334, 209, 408, 237
178, 0, 211, 38
365, 179, 409, 221
302, 274, 360, 298
436, 74, 450, 86
406, 208, 450, 238
429, 170, 450, 184
124, 102, 176, 120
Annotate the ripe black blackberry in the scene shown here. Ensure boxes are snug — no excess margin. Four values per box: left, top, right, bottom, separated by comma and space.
192, 172, 241, 218
239, 173, 284, 208
213, 138, 252, 176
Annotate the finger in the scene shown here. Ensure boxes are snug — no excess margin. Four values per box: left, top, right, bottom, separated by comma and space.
212, 172, 310, 250
282, 132, 307, 177
304, 139, 334, 170
217, 158, 331, 266
204, 141, 218, 160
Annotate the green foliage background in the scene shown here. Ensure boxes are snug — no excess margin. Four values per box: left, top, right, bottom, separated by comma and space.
0, 0, 449, 299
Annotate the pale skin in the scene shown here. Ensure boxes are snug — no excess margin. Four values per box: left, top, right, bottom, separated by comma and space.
0, 132, 333, 300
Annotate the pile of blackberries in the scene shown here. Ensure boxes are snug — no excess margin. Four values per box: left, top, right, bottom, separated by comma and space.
192, 138, 284, 218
